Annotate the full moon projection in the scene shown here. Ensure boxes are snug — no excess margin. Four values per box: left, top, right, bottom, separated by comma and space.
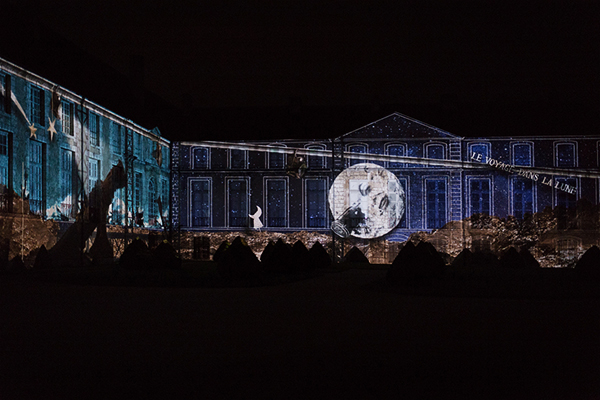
329, 163, 406, 239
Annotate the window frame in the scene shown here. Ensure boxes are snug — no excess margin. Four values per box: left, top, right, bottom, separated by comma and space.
226, 177, 250, 228
265, 177, 288, 228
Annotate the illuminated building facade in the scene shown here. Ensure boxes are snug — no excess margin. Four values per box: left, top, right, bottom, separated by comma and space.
0, 57, 170, 227
173, 112, 600, 258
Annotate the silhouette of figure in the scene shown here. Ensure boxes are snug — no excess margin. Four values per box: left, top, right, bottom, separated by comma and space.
249, 205, 263, 230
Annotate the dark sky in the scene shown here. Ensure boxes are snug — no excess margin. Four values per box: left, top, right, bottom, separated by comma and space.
3, 0, 599, 140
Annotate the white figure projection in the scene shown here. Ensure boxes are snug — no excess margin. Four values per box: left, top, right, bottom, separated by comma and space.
249, 205, 263, 230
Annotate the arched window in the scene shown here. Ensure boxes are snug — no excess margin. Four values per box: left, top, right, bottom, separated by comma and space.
306, 144, 326, 169
469, 143, 490, 163
347, 143, 367, 166
425, 143, 445, 160
193, 147, 209, 169
148, 178, 157, 226
512, 143, 533, 166
268, 144, 286, 169
555, 142, 576, 168
386, 143, 406, 168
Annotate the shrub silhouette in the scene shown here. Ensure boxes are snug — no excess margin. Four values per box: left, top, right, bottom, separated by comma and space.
575, 245, 600, 280
387, 241, 445, 285
448, 248, 474, 277
499, 247, 530, 269
291, 240, 313, 272
33, 245, 52, 270
7, 256, 26, 273
343, 246, 369, 263
309, 241, 331, 268
213, 240, 230, 262
260, 241, 275, 263
217, 236, 261, 280
120, 238, 157, 270
153, 240, 181, 269
262, 238, 293, 273
519, 247, 540, 269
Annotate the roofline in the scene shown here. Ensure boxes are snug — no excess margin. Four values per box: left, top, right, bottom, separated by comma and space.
337, 112, 463, 140
0, 56, 169, 145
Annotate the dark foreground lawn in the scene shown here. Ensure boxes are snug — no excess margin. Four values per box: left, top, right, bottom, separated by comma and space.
1, 268, 599, 399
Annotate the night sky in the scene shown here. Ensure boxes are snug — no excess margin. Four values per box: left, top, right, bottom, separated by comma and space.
2, 0, 598, 141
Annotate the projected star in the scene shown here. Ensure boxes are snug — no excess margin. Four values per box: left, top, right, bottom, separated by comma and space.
29, 124, 37, 139
47, 117, 57, 141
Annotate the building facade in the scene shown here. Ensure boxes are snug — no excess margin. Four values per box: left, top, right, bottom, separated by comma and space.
0, 57, 170, 228
173, 113, 600, 262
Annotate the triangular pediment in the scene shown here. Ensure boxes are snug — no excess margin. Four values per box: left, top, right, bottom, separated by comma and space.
338, 112, 462, 140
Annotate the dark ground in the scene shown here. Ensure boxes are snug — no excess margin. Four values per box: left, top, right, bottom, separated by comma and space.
1, 269, 599, 399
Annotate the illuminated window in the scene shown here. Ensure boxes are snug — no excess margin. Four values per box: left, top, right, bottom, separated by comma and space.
307, 145, 325, 169
397, 178, 408, 228
266, 179, 287, 227
555, 143, 576, 168
193, 147, 209, 169
88, 159, 99, 193
555, 177, 577, 209
512, 143, 532, 166
425, 143, 445, 160
111, 124, 122, 154
134, 133, 142, 159
161, 178, 169, 222
306, 179, 327, 228
469, 178, 490, 216
268, 145, 286, 169
387, 144, 406, 168
28, 141, 44, 216
148, 178, 157, 225
89, 112, 99, 146
0, 131, 7, 156
347, 143, 367, 166
426, 179, 446, 229
30, 85, 45, 126
191, 179, 210, 227
0, 73, 10, 114
134, 172, 142, 214
469, 143, 490, 162
228, 179, 248, 227
512, 177, 534, 219
61, 100, 72, 135
60, 148, 73, 218
229, 149, 247, 169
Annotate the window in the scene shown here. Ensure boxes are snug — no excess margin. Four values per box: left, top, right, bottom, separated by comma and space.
228, 179, 248, 227
512, 177, 533, 220
148, 178, 157, 226
230, 149, 247, 169
0, 73, 10, 114
88, 159, 99, 193
28, 141, 44, 216
555, 177, 577, 210
60, 148, 73, 217
426, 179, 446, 229
134, 133, 142, 159
134, 172, 142, 215
397, 178, 408, 228
425, 143, 445, 160
89, 112, 99, 146
0, 131, 7, 156
111, 185, 124, 225
268, 145, 286, 169
191, 179, 210, 227
387, 144, 406, 168
30, 86, 45, 126
469, 143, 489, 163
111, 124, 122, 154
306, 179, 327, 228
161, 178, 169, 219
347, 144, 367, 166
266, 179, 287, 227
61, 100, 72, 135
555, 143, 576, 168
307, 145, 325, 169
193, 147, 209, 169
0, 131, 8, 211
469, 178, 491, 216
512, 143, 532, 166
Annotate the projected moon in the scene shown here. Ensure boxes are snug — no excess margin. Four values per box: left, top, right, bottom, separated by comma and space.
328, 163, 405, 239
